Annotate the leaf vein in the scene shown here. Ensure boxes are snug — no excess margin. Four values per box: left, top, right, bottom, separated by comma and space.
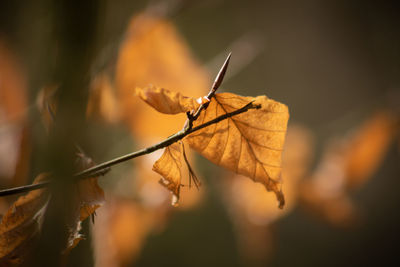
215, 98, 280, 180
201, 102, 219, 152
218, 119, 230, 165
233, 120, 286, 133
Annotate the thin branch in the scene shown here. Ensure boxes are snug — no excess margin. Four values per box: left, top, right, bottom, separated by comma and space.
79, 53, 232, 179
0, 102, 259, 197
0, 181, 51, 196
0, 53, 234, 197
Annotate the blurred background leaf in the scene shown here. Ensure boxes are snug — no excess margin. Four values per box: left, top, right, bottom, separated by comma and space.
0, 0, 399, 266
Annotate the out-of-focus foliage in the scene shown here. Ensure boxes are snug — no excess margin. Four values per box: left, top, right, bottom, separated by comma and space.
0, 151, 104, 265
1, 1, 399, 266
90, 11, 290, 267
0, 40, 29, 188
91, 12, 210, 267
115, 13, 209, 138
0, 174, 49, 265
299, 110, 399, 226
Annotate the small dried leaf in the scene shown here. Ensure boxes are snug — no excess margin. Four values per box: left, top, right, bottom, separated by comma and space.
152, 142, 183, 206
64, 151, 105, 254
187, 93, 289, 208
0, 174, 50, 265
136, 86, 199, 114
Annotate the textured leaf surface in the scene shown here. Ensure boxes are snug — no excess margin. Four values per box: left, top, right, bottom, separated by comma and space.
152, 142, 183, 206
136, 86, 199, 115
186, 93, 289, 208
0, 174, 50, 265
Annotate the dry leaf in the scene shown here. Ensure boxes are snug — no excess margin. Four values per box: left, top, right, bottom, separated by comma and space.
0, 174, 50, 265
64, 150, 105, 254
225, 125, 313, 225
153, 142, 184, 206
135, 153, 203, 210
136, 86, 199, 115
187, 93, 289, 208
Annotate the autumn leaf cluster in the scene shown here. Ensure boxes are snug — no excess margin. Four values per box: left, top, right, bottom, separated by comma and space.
0, 12, 290, 266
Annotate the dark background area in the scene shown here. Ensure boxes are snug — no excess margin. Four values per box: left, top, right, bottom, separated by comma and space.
1, 0, 399, 266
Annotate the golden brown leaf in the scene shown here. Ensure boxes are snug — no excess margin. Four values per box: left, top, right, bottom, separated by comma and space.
187, 93, 289, 208
136, 86, 199, 115
225, 125, 313, 226
153, 142, 184, 206
64, 150, 105, 254
344, 111, 398, 188
0, 174, 50, 265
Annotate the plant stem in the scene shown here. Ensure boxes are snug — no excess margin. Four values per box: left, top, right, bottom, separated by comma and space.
0, 102, 259, 197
